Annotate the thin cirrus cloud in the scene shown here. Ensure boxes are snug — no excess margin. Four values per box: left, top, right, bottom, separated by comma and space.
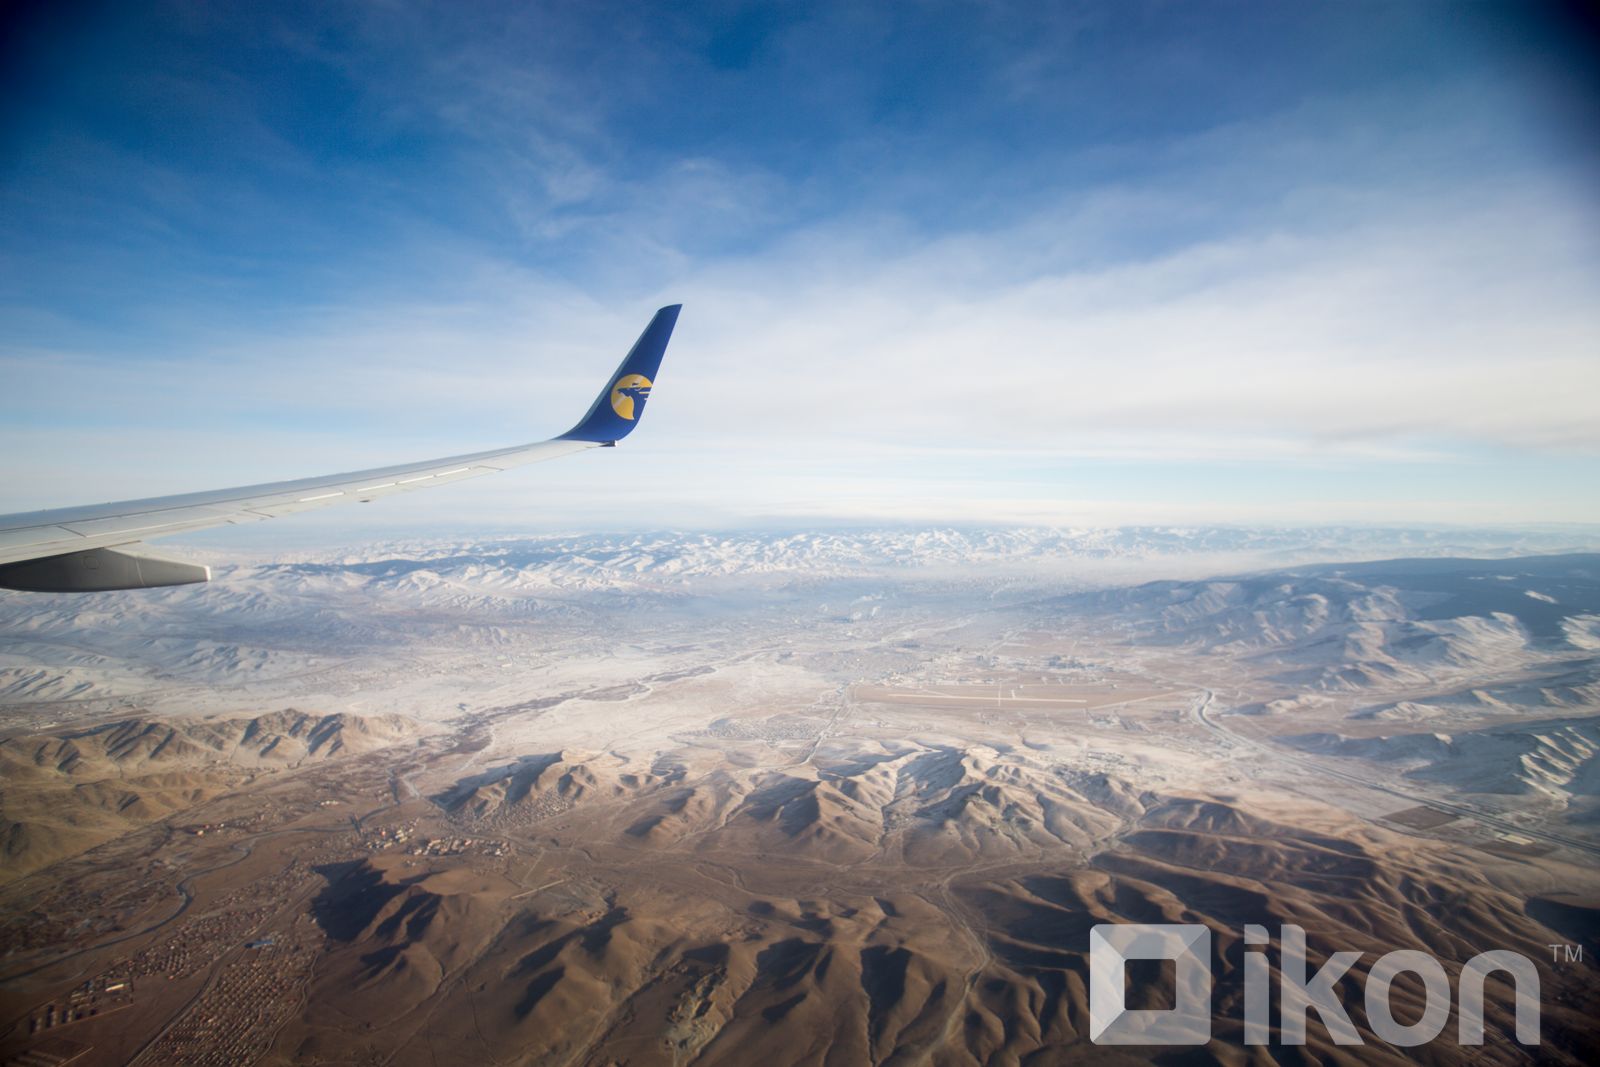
1, 2, 1597, 530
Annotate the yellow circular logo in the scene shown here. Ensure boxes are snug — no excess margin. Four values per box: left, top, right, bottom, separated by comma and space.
609, 374, 653, 420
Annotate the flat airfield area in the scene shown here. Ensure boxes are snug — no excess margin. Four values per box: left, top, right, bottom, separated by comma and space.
851, 678, 1185, 711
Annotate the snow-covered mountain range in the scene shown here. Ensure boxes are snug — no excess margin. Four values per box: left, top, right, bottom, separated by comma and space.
3, 525, 1598, 724
236, 524, 1600, 585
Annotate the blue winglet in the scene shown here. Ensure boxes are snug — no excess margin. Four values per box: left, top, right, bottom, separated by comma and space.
559, 305, 682, 443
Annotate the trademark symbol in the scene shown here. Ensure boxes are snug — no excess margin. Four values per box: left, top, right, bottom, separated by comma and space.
1546, 944, 1582, 964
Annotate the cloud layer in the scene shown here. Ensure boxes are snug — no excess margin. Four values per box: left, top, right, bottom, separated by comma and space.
2, 2, 1597, 528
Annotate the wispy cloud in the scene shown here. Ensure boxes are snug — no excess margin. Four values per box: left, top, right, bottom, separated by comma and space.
2, 2, 1597, 529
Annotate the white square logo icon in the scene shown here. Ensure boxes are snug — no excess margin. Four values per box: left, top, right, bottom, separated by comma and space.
1089, 923, 1212, 1045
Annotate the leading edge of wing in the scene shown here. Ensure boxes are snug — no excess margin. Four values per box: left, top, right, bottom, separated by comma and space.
0, 305, 681, 568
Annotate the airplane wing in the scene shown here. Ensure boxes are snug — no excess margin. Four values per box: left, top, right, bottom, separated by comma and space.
0, 304, 682, 592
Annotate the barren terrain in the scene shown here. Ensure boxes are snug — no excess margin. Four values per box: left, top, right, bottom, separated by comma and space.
1, 529, 1596, 1064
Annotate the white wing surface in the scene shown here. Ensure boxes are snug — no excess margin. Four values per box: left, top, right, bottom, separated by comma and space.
0, 305, 681, 591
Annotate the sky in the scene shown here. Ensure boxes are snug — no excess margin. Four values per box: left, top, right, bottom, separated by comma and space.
2, 0, 1599, 534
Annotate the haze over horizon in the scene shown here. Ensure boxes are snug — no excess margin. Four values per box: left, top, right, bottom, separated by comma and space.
4, 1, 1599, 532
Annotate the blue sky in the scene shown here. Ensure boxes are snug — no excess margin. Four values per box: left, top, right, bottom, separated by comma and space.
3, 1, 1598, 532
